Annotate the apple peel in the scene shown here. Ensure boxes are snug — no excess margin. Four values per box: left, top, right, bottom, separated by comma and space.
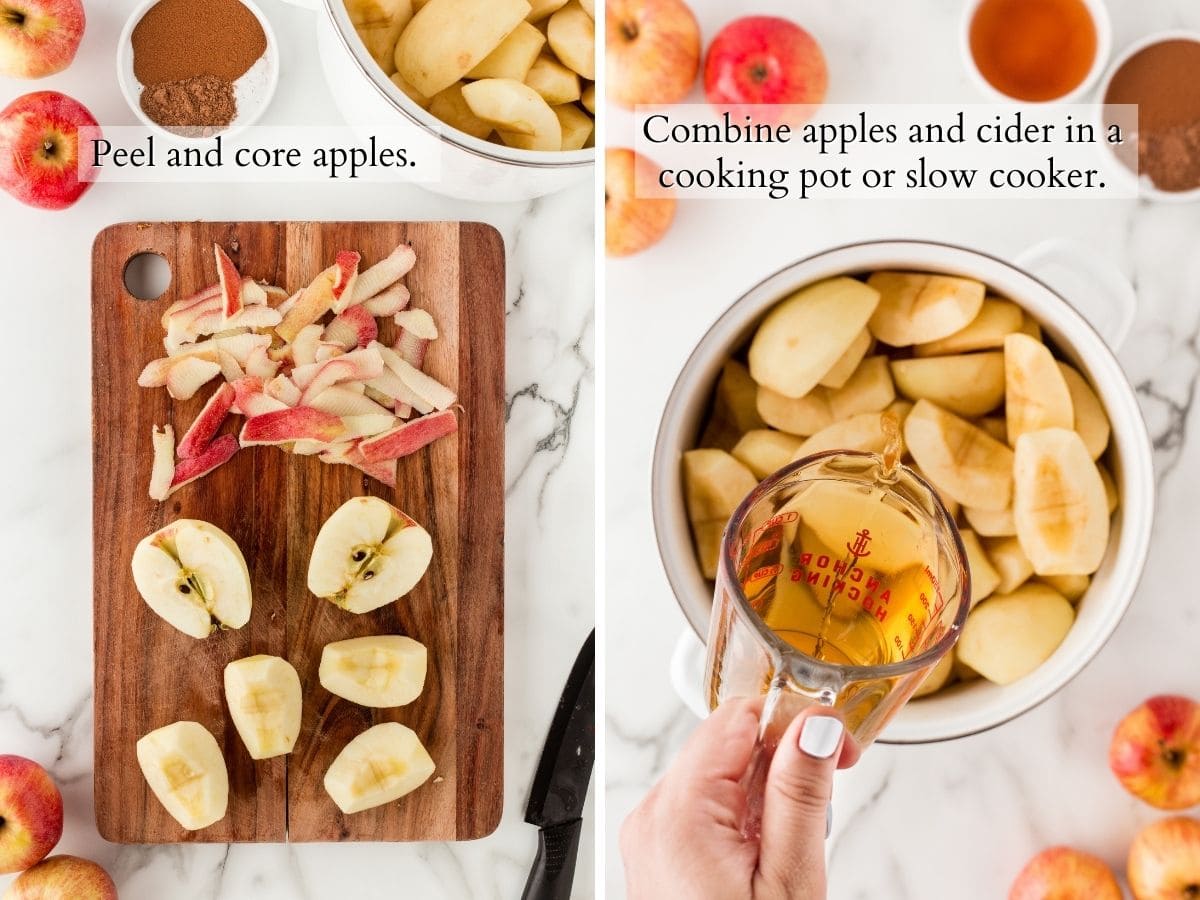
215, 245, 244, 324
149, 425, 175, 502
169, 434, 240, 495
362, 282, 411, 317
352, 243, 415, 304
240, 407, 346, 446
139, 243, 458, 489
323, 305, 378, 350
359, 409, 458, 462
177, 382, 236, 460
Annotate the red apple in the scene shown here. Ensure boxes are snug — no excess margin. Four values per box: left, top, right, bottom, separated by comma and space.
607, 0, 700, 107
0, 0, 84, 78
1128, 817, 1200, 900
1111, 695, 1200, 810
605, 147, 675, 257
703, 16, 827, 126
4, 855, 117, 899
0, 755, 63, 874
1009, 846, 1122, 900
0, 91, 98, 211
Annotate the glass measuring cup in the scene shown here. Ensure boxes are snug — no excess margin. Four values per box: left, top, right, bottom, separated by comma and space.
704, 448, 970, 835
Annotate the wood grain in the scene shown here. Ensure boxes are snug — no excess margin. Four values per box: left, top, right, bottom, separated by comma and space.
92, 222, 505, 844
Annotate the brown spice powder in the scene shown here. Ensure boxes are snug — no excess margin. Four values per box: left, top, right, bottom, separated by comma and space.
1105, 38, 1200, 192
140, 75, 237, 136
131, 0, 266, 86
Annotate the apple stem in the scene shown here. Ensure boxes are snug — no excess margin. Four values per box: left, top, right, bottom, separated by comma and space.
751, 63, 769, 84
620, 21, 638, 41
1, 9, 24, 25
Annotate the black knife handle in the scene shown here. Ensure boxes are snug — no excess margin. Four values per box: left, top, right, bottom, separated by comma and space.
521, 819, 584, 900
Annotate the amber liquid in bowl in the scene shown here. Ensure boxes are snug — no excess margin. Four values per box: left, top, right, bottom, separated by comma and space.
969, 0, 1097, 101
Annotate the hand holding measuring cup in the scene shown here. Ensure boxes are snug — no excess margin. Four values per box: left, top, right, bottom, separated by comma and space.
705, 429, 971, 836
621, 698, 857, 900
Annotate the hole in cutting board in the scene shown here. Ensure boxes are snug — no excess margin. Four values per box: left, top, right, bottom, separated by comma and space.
123, 252, 172, 301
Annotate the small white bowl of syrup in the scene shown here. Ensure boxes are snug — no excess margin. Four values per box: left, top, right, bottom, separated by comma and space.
960, 0, 1111, 104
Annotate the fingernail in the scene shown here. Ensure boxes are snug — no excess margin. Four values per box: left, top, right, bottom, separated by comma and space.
798, 716, 843, 759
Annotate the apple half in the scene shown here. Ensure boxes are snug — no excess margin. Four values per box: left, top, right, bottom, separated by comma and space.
308, 496, 432, 614
130, 519, 252, 639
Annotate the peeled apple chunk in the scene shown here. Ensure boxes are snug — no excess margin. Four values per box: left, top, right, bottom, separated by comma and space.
731, 429, 802, 479
682, 449, 758, 579
748, 277, 881, 399
789, 480, 933, 575
1058, 362, 1111, 459
959, 529, 1000, 605
793, 406, 910, 460
320, 635, 428, 707
462, 78, 562, 151
903, 400, 1014, 511
394, 0, 532, 98
1013, 428, 1110, 576
136, 721, 229, 830
956, 584, 1074, 685
324, 722, 436, 814
912, 651, 954, 698
913, 298, 1023, 356
890, 352, 1005, 418
866, 272, 986, 347
308, 497, 433, 614
131, 520, 253, 639
224, 655, 302, 760
1005, 333, 1074, 445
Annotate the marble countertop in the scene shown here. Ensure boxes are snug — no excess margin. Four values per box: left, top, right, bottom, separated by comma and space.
605, 1, 1200, 897
0, 1, 594, 897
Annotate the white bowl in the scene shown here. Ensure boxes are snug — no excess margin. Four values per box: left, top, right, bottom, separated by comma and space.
959, 0, 1111, 104
315, 0, 592, 202
116, 0, 280, 141
1094, 30, 1200, 204
652, 239, 1154, 744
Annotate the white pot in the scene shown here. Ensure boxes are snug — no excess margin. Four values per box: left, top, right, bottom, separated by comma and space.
283, 0, 593, 202
652, 239, 1154, 744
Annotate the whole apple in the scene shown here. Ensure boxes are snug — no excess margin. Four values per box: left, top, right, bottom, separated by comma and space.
0, 91, 98, 211
0, 756, 62, 875
1009, 846, 1122, 900
1128, 817, 1200, 900
0, 0, 83, 78
704, 16, 827, 126
605, 148, 676, 257
607, 0, 701, 107
1111, 694, 1200, 810
3, 855, 117, 899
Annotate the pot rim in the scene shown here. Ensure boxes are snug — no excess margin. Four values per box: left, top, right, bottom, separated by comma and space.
651, 238, 1155, 743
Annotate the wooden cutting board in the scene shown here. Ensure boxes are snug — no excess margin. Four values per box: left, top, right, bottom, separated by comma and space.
92, 222, 505, 843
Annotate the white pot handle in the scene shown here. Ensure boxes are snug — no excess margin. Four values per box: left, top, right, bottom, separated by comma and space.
669, 629, 709, 719
1016, 237, 1137, 351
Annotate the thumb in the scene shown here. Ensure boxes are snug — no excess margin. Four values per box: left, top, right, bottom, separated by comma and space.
754, 710, 845, 896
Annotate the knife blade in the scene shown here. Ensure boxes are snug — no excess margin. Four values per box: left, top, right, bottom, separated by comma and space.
521, 629, 595, 900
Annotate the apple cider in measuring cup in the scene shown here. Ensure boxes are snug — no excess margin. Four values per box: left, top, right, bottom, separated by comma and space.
730, 425, 949, 673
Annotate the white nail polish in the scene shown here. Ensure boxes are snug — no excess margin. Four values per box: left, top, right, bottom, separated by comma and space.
799, 716, 843, 759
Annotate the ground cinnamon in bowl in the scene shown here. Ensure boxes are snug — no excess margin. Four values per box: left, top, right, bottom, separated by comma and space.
1104, 36, 1200, 195
130, 0, 268, 135
140, 75, 237, 136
